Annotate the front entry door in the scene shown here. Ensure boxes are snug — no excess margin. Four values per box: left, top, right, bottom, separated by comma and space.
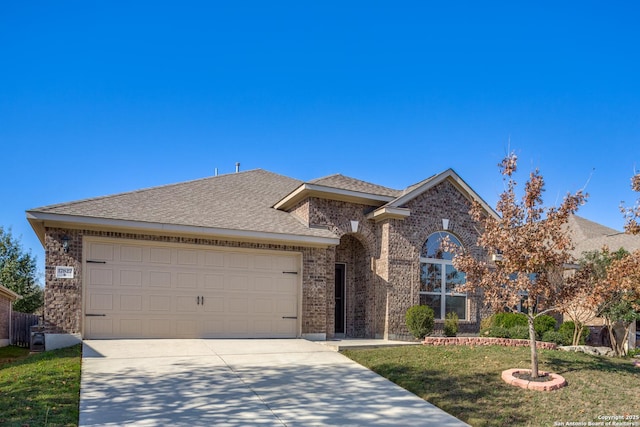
335, 264, 346, 334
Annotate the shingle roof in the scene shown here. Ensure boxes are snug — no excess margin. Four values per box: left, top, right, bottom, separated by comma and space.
308, 174, 401, 197
568, 215, 640, 257
29, 169, 336, 239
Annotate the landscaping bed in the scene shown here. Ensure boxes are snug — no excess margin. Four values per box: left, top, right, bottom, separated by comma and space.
343, 345, 640, 427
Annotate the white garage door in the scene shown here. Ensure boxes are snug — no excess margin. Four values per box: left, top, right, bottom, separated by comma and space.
83, 239, 300, 339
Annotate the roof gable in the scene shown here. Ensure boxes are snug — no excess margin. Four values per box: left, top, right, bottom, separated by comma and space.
368, 169, 499, 221
308, 174, 401, 198
274, 174, 399, 210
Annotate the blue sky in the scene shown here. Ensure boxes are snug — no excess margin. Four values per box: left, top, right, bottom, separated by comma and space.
1, 2, 639, 280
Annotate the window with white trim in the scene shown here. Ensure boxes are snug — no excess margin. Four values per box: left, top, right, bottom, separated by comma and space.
419, 232, 467, 320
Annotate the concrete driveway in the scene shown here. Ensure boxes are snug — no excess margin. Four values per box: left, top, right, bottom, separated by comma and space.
80, 339, 468, 426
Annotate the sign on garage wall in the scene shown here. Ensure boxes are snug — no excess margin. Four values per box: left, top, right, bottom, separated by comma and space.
55, 266, 75, 279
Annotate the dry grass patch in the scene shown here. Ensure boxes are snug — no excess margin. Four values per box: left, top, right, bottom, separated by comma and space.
343, 345, 640, 427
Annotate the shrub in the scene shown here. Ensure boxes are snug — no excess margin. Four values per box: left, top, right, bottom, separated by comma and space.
405, 305, 435, 339
558, 321, 589, 345
493, 312, 528, 329
542, 330, 567, 345
484, 325, 511, 338
534, 315, 557, 338
444, 312, 459, 337
627, 348, 640, 358
480, 315, 495, 333
508, 325, 530, 340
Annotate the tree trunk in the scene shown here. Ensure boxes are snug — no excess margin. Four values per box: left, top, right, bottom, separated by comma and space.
572, 321, 582, 346
528, 316, 539, 378
609, 321, 631, 357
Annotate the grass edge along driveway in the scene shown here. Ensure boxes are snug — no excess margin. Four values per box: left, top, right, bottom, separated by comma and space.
343, 345, 640, 427
0, 344, 81, 426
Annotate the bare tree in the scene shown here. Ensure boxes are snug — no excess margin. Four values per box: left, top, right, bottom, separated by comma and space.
451, 152, 586, 378
601, 249, 640, 356
621, 172, 640, 235
563, 248, 627, 347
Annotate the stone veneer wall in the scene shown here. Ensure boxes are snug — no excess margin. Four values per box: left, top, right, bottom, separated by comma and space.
43, 227, 331, 336
0, 297, 10, 341
423, 336, 557, 350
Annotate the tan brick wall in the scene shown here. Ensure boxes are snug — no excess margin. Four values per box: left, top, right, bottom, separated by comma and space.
385, 179, 483, 339
309, 198, 383, 338
303, 179, 483, 340
289, 199, 310, 225
0, 297, 10, 340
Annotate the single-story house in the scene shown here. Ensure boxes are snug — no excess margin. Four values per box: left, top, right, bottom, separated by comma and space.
0, 284, 21, 347
27, 168, 497, 344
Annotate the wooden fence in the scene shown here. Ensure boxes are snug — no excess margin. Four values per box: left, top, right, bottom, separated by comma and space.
11, 312, 40, 348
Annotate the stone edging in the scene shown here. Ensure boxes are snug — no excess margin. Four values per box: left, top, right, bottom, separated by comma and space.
422, 337, 557, 350
501, 369, 567, 391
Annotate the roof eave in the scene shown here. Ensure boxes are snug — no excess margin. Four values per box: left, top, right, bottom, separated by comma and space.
391, 169, 500, 220
0, 285, 21, 301
26, 211, 340, 248
274, 183, 395, 211
366, 207, 411, 222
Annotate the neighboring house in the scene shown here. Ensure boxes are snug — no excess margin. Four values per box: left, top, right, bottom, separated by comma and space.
26, 168, 496, 344
566, 215, 640, 348
568, 215, 640, 257
0, 284, 20, 347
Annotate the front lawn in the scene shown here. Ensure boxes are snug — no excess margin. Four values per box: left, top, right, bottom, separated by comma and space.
343, 345, 640, 427
0, 345, 82, 426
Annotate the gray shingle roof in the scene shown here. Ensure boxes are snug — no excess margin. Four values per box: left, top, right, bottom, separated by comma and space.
29, 169, 336, 239
568, 215, 640, 257
308, 174, 401, 197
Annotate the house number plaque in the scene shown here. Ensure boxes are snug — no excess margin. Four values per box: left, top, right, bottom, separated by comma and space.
55, 266, 75, 279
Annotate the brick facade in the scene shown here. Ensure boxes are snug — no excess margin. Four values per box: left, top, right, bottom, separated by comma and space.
0, 296, 10, 341
42, 177, 484, 341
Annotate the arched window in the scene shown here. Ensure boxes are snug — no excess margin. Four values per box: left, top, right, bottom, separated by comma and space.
419, 232, 467, 320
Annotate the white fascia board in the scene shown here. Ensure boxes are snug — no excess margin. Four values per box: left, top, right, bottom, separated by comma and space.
274, 183, 395, 210
26, 212, 340, 247
367, 207, 411, 222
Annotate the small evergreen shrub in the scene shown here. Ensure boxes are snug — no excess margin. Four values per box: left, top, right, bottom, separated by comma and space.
542, 330, 566, 345
480, 315, 495, 333
485, 325, 511, 338
508, 325, 530, 340
534, 315, 557, 338
405, 305, 435, 339
444, 312, 459, 337
558, 321, 589, 345
493, 312, 528, 329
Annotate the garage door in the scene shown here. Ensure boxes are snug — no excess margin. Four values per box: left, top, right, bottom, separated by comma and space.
83, 239, 300, 339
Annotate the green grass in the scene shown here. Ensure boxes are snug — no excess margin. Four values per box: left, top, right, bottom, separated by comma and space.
0, 345, 30, 364
0, 345, 82, 426
343, 345, 640, 427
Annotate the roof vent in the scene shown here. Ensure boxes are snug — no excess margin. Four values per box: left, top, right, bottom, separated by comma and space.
235, 162, 240, 173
